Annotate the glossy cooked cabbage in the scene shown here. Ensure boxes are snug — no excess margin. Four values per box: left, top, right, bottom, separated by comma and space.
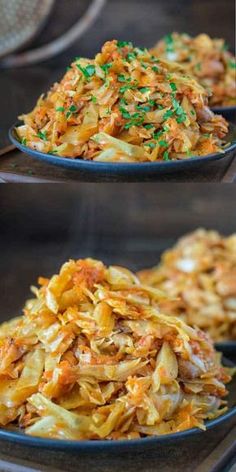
0, 258, 231, 440
152, 33, 236, 107
139, 229, 236, 342
16, 40, 229, 162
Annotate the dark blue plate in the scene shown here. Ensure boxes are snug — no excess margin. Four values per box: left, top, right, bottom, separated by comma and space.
9, 122, 236, 182
0, 358, 235, 451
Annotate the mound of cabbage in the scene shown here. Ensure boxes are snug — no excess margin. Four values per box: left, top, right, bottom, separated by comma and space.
0, 258, 231, 440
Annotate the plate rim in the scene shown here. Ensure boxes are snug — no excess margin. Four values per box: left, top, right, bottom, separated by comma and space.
9, 122, 236, 174
211, 105, 236, 113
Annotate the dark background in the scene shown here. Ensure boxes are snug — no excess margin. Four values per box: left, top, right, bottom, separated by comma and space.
0, 184, 235, 320
0, 0, 235, 147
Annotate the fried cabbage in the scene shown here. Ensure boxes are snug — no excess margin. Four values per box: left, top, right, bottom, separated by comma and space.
152, 33, 236, 107
139, 229, 236, 342
0, 258, 232, 440
16, 40, 229, 162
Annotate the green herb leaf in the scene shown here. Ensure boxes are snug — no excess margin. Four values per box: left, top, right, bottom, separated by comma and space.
56, 106, 65, 112
37, 131, 47, 141
101, 63, 113, 74
195, 63, 202, 71
69, 105, 77, 113
144, 124, 155, 129
163, 109, 174, 120
118, 74, 127, 83
77, 63, 96, 79
139, 87, 150, 93
229, 60, 236, 69
117, 41, 133, 48
158, 139, 168, 147
176, 114, 187, 124
164, 34, 174, 53
136, 105, 151, 112
144, 142, 156, 149
127, 52, 137, 61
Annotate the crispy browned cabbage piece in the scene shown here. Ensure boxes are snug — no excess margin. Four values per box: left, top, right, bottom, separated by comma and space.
0, 258, 232, 440
152, 33, 236, 107
139, 229, 236, 342
16, 40, 228, 162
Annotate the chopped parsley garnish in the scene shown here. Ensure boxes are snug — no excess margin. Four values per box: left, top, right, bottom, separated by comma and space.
195, 63, 202, 71
91, 96, 97, 103
118, 74, 127, 83
136, 105, 151, 112
140, 87, 150, 93
66, 105, 78, 118
77, 64, 96, 79
119, 106, 145, 129
163, 150, 170, 161
170, 82, 177, 92
172, 98, 187, 123
136, 47, 148, 56
158, 139, 168, 147
163, 109, 174, 120
56, 106, 65, 112
152, 66, 159, 72
69, 105, 77, 113
86, 65, 96, 76
176, 114, 187, 124
150, 55, 159, 62
117, 41, 133, 48
190, 110, 195, 116
228, 60, 236, 69
222, 43, 229, 51
101, 63, 112, 75
37, 131, 47, 141
124, 116, 144, 129
21, 137, 27, 146
153, 130, 164, 140
127, 52, 137, 61
148, 100, 156, 107
164, 34, 174, 53
141, 62, 148, 70
144, 142, 156, 149
120, 84, 138, 94
120, 98, 127, 106
119, 106, 131, 120
144, 124, 155, 129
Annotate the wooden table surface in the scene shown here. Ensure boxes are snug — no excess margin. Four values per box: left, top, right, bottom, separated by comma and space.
0, 184, 236, 471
